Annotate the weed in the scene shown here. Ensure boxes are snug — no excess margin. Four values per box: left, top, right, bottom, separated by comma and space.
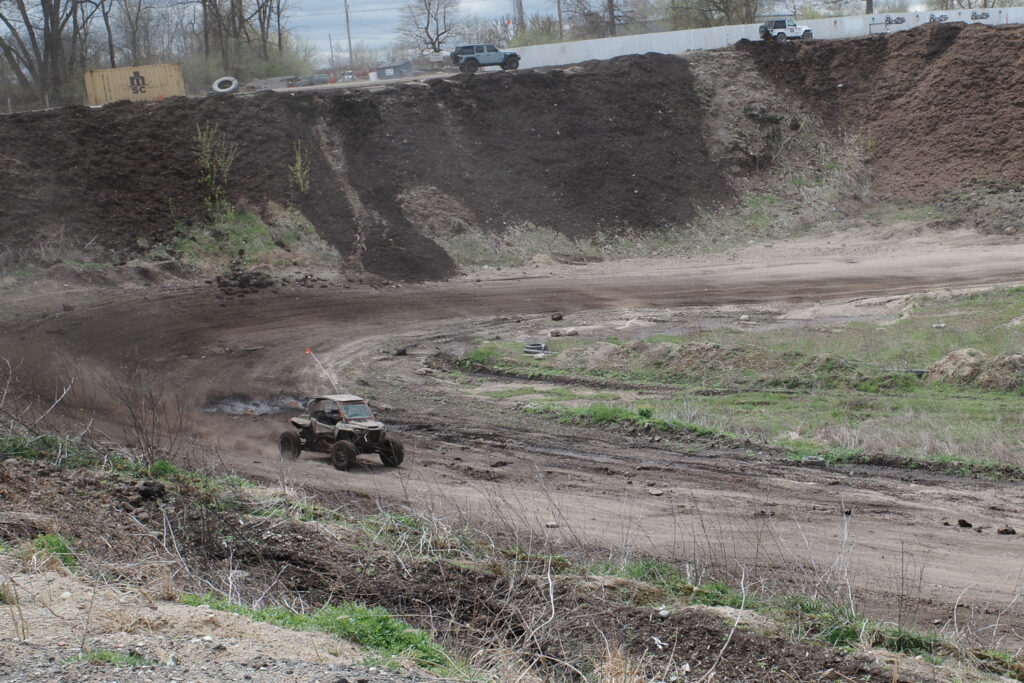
33, 533, 77, 570
71, 650, 155, 667
589, 558, 693, 598
693, 581, 751, 609
463, 342, 503, 366
148, 458, 181, 478
289, 140, 311, 195
180, 594, 460, 674
0, 583, 13, 604
193, 123, 238, 210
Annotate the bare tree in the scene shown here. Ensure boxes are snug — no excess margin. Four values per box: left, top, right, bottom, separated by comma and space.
0, 0, 91, 98
396, 0, 460, 54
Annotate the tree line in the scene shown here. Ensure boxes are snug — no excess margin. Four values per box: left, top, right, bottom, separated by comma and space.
0, 0, 314, 107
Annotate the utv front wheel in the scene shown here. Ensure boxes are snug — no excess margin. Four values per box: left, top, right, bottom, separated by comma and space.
379, 437, 405, 468
279, 431, 301, 460
502, 57, 519, 71
330, 440, 358, 471
463, 59, 479, 74
775, 32, 787, 43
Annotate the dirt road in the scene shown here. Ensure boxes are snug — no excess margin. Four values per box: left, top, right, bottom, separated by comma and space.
5, 234, 1024, 641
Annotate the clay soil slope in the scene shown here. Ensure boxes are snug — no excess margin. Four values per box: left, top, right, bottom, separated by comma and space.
740, 22, 1024, 198
0, 55, 728, 282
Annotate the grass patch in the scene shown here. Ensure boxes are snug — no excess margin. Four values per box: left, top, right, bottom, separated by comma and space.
588, 558, 694, 598
180, 594, 459, 674
459, 287, 1024, 468
72, 649, 155, 667
33, 533, 77, 570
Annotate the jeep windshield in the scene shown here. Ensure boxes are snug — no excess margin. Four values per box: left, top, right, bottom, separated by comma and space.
341, 402, 374, 420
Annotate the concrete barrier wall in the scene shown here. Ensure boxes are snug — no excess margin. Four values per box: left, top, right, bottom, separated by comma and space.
517, 7, 1024, 69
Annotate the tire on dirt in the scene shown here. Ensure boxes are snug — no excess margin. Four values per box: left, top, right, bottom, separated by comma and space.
802, 30, 813, 40
278, 431, 301, 460
330, 440, 358, 471
774, 32, 787, 43
502, 57, 520, 71
212, 76, 239, 94
463, 59, 479, 74
379, 437, 405, 468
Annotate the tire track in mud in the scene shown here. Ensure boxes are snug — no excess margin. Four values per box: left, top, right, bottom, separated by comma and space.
4, 244, 1024, 640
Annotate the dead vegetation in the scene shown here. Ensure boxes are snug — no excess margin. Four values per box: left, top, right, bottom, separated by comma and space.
1, 352, 1021, 682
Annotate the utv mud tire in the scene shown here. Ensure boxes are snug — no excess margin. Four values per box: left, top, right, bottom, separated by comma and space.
279, 431, 301, 460
330, 440, 358, 471
502, 57, 519, 71
775, 32, 788, 43
802, 30, 813, 40
463, 59, 479, 74
379, 437, 405, 468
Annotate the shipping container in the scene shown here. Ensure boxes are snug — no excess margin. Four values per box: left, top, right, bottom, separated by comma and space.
84, 64, 186, 107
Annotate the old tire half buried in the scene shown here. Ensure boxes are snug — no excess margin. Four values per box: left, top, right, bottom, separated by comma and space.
330, 440, 358, 471
212, 76, 239, 94
379, 437, 405, 468
279, 431, 301, 459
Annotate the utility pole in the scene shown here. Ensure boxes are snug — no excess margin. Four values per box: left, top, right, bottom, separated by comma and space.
557, 0, 563, 40
513, 0, 525, 32
329, 33, 336, 70
344, 0, 354, 72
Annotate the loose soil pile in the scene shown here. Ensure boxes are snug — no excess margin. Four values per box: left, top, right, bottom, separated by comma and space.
928, 347, 1024, 391
0, 55, 733, 282
740, 23, 1024, 199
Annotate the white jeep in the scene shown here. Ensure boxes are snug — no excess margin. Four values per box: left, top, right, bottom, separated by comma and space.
278, 394, 405, 470
759, 18, 814, 43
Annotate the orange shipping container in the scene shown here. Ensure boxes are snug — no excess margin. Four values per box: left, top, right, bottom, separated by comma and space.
84, 63, 186, 106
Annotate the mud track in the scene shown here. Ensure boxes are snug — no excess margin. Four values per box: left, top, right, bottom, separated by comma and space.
5, 239, 1024, 641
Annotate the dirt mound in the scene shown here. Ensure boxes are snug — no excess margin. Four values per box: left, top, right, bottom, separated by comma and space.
0, 54, 740, 282
927, 348, 988, 383
928, 348, 1024, 390
976, 353, 1024, 391
739, 23, 1024, 199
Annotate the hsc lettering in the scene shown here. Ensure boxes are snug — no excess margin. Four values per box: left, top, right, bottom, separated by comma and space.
129, 71, 147, 94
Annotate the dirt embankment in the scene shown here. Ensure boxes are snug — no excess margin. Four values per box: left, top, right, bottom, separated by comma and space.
0, 55, 737, 282
740, 23, 1024, 199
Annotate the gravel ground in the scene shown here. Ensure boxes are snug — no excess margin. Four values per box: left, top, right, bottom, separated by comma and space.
0, 639, 435, 682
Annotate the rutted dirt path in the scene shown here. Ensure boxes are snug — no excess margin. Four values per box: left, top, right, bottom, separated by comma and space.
4, 235, 1024, 643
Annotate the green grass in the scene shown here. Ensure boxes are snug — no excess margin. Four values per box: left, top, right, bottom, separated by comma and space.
33, 533, 77, 570
782, 595, 944, 657
72, 649, 155, 667
588, 558, 694, 598
180, 594, 459, 674
0, 583, 13, 605
460, 287, 1024, 469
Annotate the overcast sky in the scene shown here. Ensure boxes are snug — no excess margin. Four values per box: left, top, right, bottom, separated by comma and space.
289, 0, 556, 61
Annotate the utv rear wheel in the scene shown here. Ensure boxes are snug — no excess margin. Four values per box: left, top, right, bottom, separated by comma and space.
330, 440, 358, 471
279, 431, 301, 460
379, 437, 405, 468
